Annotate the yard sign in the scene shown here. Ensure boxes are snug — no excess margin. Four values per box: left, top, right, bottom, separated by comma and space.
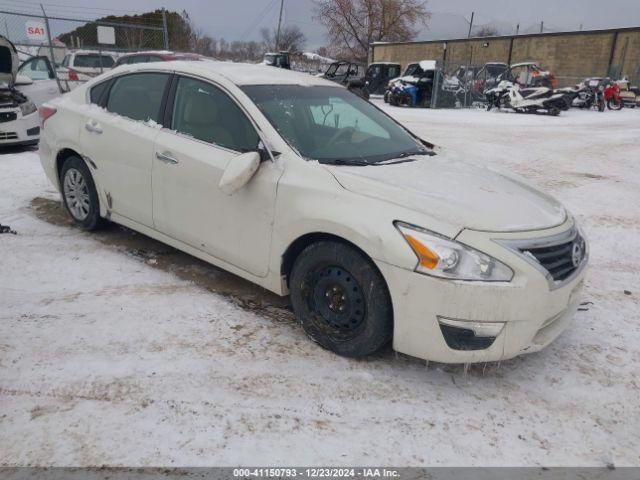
25, 21, 47, 41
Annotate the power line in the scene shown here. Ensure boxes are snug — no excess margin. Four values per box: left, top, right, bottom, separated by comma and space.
238, 0, 278, 40
4, 0, 159, 15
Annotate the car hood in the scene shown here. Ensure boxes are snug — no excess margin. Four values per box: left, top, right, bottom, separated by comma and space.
0, 36, 18, 87
324, 154, 566, 233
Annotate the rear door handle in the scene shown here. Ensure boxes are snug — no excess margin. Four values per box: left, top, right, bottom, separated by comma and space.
84, 120, 102, 134
156, 151, 179, 164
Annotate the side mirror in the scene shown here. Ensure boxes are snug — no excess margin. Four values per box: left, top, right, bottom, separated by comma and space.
15, 75, 34, 86
218, 151, 261, 195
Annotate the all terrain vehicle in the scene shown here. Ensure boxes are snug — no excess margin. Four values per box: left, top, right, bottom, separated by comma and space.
321, 61, 368, 99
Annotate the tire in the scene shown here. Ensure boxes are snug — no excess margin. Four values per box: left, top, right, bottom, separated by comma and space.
597, 97, 606, 112
607, 98, 623, 110
60, 155, 105, 231
361, 87, 370, 101
289, 241, 393, 357
548, 106, 560, 116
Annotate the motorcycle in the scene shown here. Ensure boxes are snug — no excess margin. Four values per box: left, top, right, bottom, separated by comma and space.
604, 81, 623, 110
387, 79, 417, 107
558, 78, 607, 111
485, 80, 567, 116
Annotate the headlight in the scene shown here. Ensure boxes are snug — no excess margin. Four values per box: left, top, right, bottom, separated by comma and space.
20, 101, 37, 116
395, 222, 513, 281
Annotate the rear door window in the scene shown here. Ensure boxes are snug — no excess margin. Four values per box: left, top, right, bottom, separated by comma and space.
105, 73, 169, 122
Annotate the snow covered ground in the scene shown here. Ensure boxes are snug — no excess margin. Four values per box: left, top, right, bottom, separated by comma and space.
1, 105, 639, 467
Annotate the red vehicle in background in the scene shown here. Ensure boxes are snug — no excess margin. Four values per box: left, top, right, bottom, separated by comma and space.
604, 80, 623, 110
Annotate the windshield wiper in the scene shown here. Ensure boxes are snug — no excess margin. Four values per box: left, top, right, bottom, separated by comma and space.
374, 158, 418, 165
396, 149, 436, 158
318, 158, 370, 166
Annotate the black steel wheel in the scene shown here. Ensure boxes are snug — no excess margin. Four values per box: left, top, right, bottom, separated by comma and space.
290, 241, 393, 357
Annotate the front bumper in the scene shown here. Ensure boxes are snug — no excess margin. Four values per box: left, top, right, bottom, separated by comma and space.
0, 110, 40, 146
377, 218, 587, 363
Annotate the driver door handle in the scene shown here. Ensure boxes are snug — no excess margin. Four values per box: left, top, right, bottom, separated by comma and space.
156, 151, 179, 165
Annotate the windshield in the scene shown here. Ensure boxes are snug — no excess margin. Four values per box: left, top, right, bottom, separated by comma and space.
242, 85, 430, 164
403, 63, 423, 77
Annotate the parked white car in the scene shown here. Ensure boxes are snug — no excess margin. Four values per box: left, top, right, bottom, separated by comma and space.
38, 61, 588, 363
58, 50, 116, 82
0, 36, 40, 146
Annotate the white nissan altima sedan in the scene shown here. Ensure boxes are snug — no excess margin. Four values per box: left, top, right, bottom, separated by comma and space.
38, 61, 587, 364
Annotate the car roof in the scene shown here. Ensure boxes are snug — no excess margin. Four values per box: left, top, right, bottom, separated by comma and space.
119, 60, 338, 87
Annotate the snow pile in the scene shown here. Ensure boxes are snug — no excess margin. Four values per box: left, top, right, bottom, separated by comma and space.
302, 52, 336, 64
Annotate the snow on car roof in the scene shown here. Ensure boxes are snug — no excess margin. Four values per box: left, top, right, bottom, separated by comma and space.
122, 60, 339, 87
69, 49, 117, 57
418, 60, 437, 70
510, 61, 539, 67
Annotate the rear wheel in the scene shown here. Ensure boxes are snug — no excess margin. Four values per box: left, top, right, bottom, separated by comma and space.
289, 241, 393, 357
60, 156, 105, 231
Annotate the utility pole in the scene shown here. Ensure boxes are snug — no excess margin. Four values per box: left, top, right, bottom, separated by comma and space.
515, 23, 520, 35
40, 4, 63, 94
540, 21, 544, 34
161, 8, 169, 50
467, 11, 474, 38
275, 0, 284, 51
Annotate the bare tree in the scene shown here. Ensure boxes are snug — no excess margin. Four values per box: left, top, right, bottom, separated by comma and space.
261, 25, 306, 52
474, 25, 500, 37
313, 0, 429, 62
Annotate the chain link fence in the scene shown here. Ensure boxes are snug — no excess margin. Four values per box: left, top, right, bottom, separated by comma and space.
395, 59, 630, 109
2, 8, 168, 92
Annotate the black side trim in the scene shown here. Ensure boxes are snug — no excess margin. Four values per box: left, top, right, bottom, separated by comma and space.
162, 73, 178, 129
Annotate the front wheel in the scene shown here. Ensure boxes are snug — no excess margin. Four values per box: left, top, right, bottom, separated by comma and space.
289, 241, 393, 357
60, 156, 105, 231
607, 97, 623, 110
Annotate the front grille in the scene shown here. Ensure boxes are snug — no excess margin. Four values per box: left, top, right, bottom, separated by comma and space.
521, 233, 586, 282
0, 112, 17, 123
0, 132, 18, 140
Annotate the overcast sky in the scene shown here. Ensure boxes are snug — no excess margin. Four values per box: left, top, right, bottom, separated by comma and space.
12, 0, 640, 48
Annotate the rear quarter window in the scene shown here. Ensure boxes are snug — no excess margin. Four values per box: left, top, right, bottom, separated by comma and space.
89, 80, 110, 104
